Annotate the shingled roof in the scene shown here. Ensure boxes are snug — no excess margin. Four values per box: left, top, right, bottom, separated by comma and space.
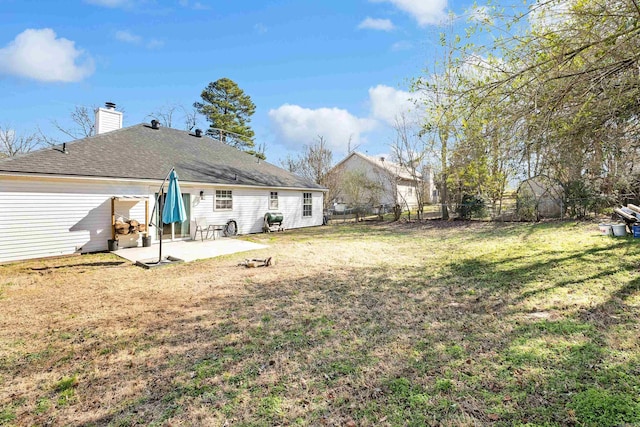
333, 152, 420, 181
0, 124, 323, 190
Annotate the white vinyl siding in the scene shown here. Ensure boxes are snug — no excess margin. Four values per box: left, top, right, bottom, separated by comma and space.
0, 178, 149, 263
215, 190, 233, 210
0, 176, 325, 263
333, 154, 420, 209
190, 188, 323, 235
396, 181, 418, 209
95, 107, 123, 134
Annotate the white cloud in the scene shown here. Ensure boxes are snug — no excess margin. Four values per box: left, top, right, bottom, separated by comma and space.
368, 85, 421, 125
254, 23, 268, 34
115, 30, 164, 49
115, 30, 142, 44
84, 0, 128, 7
192, 2, 209, 10
146, 38, 164, 49
0, 28, 94, 83
357, 17, 395, 31
269, 86, 426, 155
372, 0, 448, 26
468, 5, 493, 25
268, 104, 377, 152
179, 0, 210, 10
529, 0, 571, 30
391, 40, 413, 51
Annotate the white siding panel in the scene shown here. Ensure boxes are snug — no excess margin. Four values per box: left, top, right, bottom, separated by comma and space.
279, 191, 323, 229
0, 178, 151, 263
182, 186, 324, 236
1, 177, 324, 263
333, 156, 395, 206
232, 189, 270, 234
334, 155, 424, 208
95, 108, 123, 134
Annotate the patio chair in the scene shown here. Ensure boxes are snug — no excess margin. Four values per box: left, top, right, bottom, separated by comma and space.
194, 217, 216, 241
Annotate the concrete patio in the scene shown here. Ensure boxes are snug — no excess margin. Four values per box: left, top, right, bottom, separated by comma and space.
112, 238, 268, 264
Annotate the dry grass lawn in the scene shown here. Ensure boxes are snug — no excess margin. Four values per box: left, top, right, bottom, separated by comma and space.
1, 220, 639, 426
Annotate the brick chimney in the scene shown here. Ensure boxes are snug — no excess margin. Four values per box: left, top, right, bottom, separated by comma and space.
95, 102, 123, 134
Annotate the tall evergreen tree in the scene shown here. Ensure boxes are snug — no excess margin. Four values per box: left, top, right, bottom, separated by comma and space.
194, 78, 257, 153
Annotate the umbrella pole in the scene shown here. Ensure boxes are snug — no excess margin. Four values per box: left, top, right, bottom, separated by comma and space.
147, 168, 175, 265
158, 188, 164, 263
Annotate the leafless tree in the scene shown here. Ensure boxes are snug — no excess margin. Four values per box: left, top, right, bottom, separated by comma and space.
282, 136, 339, 208
368, 160, 404, 221
389, 114, 428, 220
0, 125, 43, 158
341, 169, 384, 221
60, 105, 95, 139
346, 135, 359, 154
37, 105, 99, 147
147, 104, 200, 131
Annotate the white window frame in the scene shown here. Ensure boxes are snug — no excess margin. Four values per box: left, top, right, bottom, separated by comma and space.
215, 190, 233, 211
303, 192, 312, 217
269, 191, 279, 210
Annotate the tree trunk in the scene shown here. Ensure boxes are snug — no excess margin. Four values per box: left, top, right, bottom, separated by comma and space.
441, 184, 449, 220
393, 204, 402, 221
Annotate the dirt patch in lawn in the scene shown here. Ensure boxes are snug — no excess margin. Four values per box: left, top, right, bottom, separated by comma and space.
1, 221, 639, 426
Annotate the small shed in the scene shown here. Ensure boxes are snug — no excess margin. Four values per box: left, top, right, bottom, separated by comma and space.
516, 175, 564, 220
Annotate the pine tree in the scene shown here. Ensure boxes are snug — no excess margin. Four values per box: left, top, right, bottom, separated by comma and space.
194, 78, 256, 152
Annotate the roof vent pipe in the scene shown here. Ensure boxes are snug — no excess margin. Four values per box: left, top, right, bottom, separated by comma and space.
151, 119, 160, 129
62, 142, 67, 153
195, 129, 202, 137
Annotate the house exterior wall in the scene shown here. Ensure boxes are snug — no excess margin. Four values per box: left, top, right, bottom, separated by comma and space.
332, 155, 420, 209
396, 180, 419, 209
0, 175, 324, 264
331, 155, 394, 206
186, 187, 323, 235
0, 176, 149, 263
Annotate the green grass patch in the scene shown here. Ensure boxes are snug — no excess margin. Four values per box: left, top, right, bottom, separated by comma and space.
54, 375, 78, 406
0, 407, 16, 425
569, 388, 640, 426
34, 397, 51, 415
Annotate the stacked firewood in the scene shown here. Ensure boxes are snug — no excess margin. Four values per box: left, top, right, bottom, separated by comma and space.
115, 219, 147, 235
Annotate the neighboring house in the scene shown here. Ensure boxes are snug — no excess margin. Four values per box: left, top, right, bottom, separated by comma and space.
328, 152, 434, 210
0, 104, 325, 263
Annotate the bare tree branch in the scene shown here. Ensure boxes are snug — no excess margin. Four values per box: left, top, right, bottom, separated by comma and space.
0, 125, 43, 158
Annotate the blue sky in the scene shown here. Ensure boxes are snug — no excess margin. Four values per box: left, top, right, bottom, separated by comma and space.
0, 0, 478, 164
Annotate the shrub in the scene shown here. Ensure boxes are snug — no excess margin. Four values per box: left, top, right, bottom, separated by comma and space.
457, 194, 486, 219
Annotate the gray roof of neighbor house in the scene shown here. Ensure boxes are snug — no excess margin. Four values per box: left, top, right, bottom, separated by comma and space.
334, 152, 420, 181
0, 124, 324, 190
